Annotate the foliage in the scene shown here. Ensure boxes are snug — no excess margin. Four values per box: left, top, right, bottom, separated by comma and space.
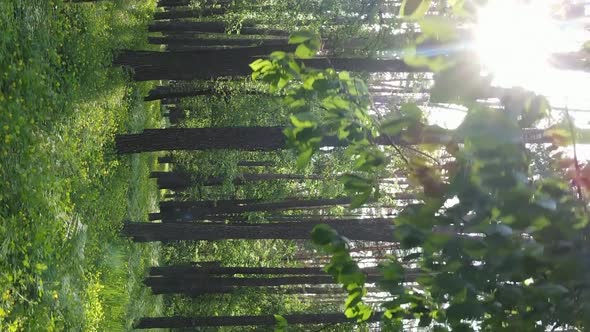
0, 0, 163, 330
252, 0, 590, 330
251, 31, 385, 208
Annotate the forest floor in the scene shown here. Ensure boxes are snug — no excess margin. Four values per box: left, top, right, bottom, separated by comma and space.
0, 0, 165, 330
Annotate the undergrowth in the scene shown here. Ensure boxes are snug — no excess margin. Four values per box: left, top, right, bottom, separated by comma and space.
0, 0, 164, 330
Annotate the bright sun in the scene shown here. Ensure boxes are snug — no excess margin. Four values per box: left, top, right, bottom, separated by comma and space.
474, 0, 589, 106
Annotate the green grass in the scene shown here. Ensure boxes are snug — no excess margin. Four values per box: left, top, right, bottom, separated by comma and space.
0, 0, 164, 330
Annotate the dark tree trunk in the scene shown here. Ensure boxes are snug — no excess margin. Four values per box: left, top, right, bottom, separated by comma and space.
148, 36, 288, 48
148, 21, 289, 36
157, 0, 189, 6
144, 274, 383, 293
150, 171, 191, 191
149, 265, 380, 277
153, 8, 226, 20
115, 127, 287, 153
115, 126, 549, 154
157, 0, 230, 7
122, 220, 396, 242
158, 155, 174, 164
185, 285, 346, 296
135, 312, 382, 329
166, 106, 185, 124
202, 173, 323, 186
157, 197, 352, 220
113, 126, 415, 154
114, 49, 424, 81
144, 85, 275, 101
150, 171, 322, 190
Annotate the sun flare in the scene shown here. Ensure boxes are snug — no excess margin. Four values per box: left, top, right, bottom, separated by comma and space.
474, 0, 589, 104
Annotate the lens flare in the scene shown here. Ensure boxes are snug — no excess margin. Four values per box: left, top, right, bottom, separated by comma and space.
474, 0, 589, 103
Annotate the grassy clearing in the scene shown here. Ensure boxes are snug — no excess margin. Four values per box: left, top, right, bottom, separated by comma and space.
0, 0, 164, 330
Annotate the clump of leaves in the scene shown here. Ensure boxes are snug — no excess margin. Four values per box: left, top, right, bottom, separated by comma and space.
251, 30, 385, 208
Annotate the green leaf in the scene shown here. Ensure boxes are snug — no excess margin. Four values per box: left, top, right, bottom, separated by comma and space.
341, 174, 372, 191
339, 71, 351, 81
289, 113, 316, 129
289, 31, 317, 44
296, 147, 314, 169
400, 0, 431, 19
274, 314, 288, 332
350, 190, 371, 209
417, 17, 457, 41
295, 43, 316, 59
380, 118, 409, 136
311, 224, 337, 246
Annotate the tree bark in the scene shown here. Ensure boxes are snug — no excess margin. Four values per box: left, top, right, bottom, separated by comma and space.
135, 312, 382, 329
114, 49, 425, 81
144, 274, 384, 294
115, 126, 556, 154
114, 126, 440, 154
157, 155, 174, 164
184, 285, 347, 296
122, 220, 396, 242
150, 171, 323, 190
150, 171, 191, 191
157, 0, 230, 7
148, 21, 289, 36
148, 36, 288, 48
116, 127, 287, 153
144, 85, 275, 101
157, 197, 353, 220
153, 8, 226, 20
157, 0, 190, 6
149, 265, 380, 277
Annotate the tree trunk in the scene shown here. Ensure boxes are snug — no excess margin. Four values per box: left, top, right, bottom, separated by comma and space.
122, 220, 396, 242
114, 49, 424, 81
148, 21, 289, 36
149, 265, 380, 277
144, 85, 275, 101
166, 106, 185, 124
113, 126, 431, 154
144, 274, 383, 294
153, 8, 226, 20
158, 155, 174, 164
135, 312, 382, 329
115, 127, 287, 153
157, 197, 353, 220
150, 171, 191, 191
150, 171, 323, 190
157, 0, 230, 7
157, 0, 189, 6
148, 36, 288, 48
185, 285, 347, 296
115, 126, 555, 154
203, 173, 323, 186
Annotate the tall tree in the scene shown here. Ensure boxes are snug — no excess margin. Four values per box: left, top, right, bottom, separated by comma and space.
144, 274, 384, 293
148, 21, 289, 36
149, 265, 382, 277
122, 220, 398, 242
115, 126, 552, 154
114, 49, 423, 81
156, 197, 353, 220
135, 312, 382, 329
144, 85, 274, 101
150, 171, 322, 190
153, 8, 226, 20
